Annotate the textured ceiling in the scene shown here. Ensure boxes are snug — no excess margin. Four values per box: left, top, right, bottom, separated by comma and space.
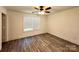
4, 6, 77, 15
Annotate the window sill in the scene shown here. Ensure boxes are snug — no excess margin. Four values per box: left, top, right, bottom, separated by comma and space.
24, 28, 33, 32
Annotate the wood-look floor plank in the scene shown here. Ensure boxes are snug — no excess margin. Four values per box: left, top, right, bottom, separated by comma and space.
1, 33, 79, 52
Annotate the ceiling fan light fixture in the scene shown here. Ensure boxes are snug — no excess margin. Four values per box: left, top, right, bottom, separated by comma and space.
38, 11, 45, 15
33, 6, 52, 15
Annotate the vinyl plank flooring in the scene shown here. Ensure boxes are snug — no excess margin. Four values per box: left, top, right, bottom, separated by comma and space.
1, 33, 79, 52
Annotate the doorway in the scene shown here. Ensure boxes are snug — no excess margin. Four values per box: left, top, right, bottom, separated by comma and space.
2, 13, 7, 42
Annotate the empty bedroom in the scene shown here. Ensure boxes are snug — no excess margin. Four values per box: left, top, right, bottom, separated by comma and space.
0, 6, 79, 52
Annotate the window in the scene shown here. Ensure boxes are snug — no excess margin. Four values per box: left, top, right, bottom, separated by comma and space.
23, 14, 40, 32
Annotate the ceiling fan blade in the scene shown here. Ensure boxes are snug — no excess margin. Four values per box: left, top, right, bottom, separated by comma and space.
34, 7, 39, 10
45, 11, 50, 13
45, 7, 51, 10
32, 11, 38, 13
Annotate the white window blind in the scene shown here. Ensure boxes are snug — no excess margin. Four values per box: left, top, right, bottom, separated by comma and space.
23, 14, 40, 31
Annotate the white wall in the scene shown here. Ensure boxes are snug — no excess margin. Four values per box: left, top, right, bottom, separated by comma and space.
7, 10, 47, 41
47, 7, 79, 45
0, 7, 7, 14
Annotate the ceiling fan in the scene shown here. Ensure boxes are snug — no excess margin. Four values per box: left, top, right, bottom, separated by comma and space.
32, 6, 52, 14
